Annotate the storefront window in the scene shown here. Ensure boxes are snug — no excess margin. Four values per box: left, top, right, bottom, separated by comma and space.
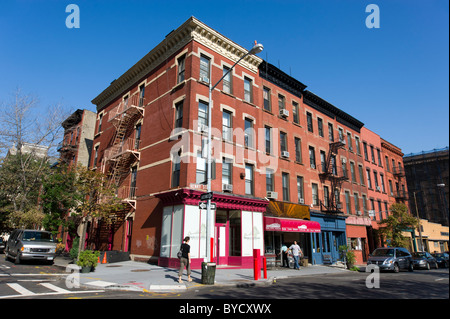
229, 210, 241, 256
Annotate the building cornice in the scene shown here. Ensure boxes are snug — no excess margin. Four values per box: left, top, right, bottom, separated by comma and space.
380, 138, 404, 157
91, 16, 263, 111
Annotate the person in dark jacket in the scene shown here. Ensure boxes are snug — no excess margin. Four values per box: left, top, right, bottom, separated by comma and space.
178, 236, 192, 283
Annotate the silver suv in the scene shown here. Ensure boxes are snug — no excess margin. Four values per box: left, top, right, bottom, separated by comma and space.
367, 247, 414, 272
4, 229, 57, 264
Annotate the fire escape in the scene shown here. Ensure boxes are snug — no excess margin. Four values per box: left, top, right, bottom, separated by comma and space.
319, 139, 349, 213
102, 93, 144, 210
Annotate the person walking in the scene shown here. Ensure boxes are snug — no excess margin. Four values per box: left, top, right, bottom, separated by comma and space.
288, 241, 303, 270
278, 243, 290, 268
178, 236, 192, 283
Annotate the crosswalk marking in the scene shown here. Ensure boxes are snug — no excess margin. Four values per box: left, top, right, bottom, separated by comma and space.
6, 283, 36, 296
39, 283, 71, 294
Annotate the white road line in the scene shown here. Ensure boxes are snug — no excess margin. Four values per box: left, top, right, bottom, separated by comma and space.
0, 289, 105, 299
6, 283, 35, 296
39, 283, 71, 294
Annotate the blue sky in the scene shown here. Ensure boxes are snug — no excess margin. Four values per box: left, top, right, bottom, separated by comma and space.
0, 0, 448, 154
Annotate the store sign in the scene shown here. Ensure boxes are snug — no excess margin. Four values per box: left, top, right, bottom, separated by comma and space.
264, 216, 321, 233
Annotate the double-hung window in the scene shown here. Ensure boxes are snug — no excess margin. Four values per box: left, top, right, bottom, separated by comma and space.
222, 111, 232, 142
222, 66, 232, 94
245, 164, 254, 195
200, 55, 210, 82
177, 55, 185, 83
222, 158, 232, 185
244, 77, 253, 103
282, 172, 290, 201
263, 87, 271, 111
244, 118, 254, 148
198, 101, 208, 130
175, 101, 183, 129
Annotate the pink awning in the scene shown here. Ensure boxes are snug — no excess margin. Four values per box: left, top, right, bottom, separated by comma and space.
264, 216, 321, 233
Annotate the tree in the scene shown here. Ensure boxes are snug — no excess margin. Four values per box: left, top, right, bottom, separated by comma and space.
73, 166, 125, 254
378, 203, 418, 248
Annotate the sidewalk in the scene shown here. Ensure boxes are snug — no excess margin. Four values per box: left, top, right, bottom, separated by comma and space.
53, 256, 352, 293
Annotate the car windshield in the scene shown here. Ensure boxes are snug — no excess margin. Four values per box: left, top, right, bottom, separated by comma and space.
412, 252, 426, 258
372, 249, 395, 257
22, 231, 54, 242
433, 253, 445, 257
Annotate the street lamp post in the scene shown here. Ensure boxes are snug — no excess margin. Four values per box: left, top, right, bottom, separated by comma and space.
205, 43, 263, 263
413, 191, 424, 251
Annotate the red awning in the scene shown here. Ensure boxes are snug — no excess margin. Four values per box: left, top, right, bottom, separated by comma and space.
264, 216, 321, 233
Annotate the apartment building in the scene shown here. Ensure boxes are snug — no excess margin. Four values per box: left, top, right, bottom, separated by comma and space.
86, 17, 412, 268
58, 109, 96, 167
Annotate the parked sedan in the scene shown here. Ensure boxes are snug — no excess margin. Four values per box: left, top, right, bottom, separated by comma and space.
411, 252, 439, 270
432, 253, 449, 268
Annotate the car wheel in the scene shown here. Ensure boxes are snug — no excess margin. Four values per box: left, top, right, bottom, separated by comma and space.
434, 262, 439, 269
425, 262, 430, 270
393, 263, 400, 273
14, 251, 21, 264
408, 262, 414, 272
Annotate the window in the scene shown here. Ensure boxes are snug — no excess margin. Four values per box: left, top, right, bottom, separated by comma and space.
244, 118, 254, 148
347, 133, 352, 151
222, 158, 232, 185
370, 145, 376, 163
175, 101, 183, 128
222, 66, 232, 94
331, 155, 337, 175
318, 118, 324, 137
385, 156, 390, 172
342, 159, 348, 178
324, 186, 330, 207
373, 171, 379, 189
366, 169, 372, 189
309, 146, 316, 169
97, 113, 103, 133
297, 176, 304, 203
280, 132, 287, 153
359, 165, 365, 185
363, 142, 369, 161
198, 101, 208, 130
177, 55, 186, 83
350, 162, 356, 182
171, 156, 180, 188
345, 191, 351, 214
338, 128, 344, 142
306, 112, 313, 132
362, 195, 367, 215
355, 137, 361, 155
293, 102, 299, 124
130, 166, 137, 197
278, 94, 285, 110
222, 111, 232, 142
312, 183, 319, 206
295, 137, 302, 163
244, 77, 253, 103
263, 87, 271, 111
139, 84, 145, 107
135, 123, 141, 149
265, 126, 271, 154
354, 193, 360, 214
328, 123, 334, 141
200, 55, 210, 82
380, 173, 386, 192
245, 164, 254, 195
320, 150, 327, 173
282, 172, 290, 201
388, 180, 393, 196
266, 168, 274, 192
93, 145, 99, 167
377, 149, 382, 166
196, 151, 207, 184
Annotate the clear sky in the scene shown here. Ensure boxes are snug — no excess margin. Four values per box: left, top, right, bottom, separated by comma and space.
0, 0, 448, 155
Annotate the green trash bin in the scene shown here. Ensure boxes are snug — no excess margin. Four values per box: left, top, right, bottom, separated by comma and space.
201, 262, 216, 285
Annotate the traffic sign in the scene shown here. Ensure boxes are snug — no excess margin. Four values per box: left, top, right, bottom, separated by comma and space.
199, 201, 216, 210
200, 192, 214, 201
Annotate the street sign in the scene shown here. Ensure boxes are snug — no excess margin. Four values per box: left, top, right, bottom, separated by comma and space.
200, 192, 214, 201
199, 201, 216, 210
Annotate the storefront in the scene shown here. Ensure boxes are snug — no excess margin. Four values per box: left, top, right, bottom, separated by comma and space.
156, 188, 268, 269
263, 201, 320, 266
310, 210, 347, 265
345, 215, 371, 264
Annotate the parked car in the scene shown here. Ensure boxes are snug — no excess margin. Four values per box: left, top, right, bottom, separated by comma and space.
4, 229, 57, 264
367, 247, 414, 272
431, 252, 449, 268
411, 252, 439, 270
0, 238, 5, 253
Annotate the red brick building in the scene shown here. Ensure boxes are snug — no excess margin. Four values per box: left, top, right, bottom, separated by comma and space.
85, 17, 409, 268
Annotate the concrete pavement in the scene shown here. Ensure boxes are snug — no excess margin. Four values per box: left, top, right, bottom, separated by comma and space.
53, 256, 353, 293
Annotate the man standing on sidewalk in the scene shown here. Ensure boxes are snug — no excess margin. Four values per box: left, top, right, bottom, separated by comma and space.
288, 241, 303, 270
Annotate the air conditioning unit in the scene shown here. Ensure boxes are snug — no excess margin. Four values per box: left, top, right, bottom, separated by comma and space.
356, 211, 362, 216
266, 191, 278, 200
199, 124, 209, 133
299, 198, 305, 204
376, 186, 381, 191
311, 164, 316, 169
336, 203, 342, 209
199, 76, 210, 84
279, 109, 289, 118
222, 183, 233, 192
281, 151, 290, 158
349, 146, 353, 152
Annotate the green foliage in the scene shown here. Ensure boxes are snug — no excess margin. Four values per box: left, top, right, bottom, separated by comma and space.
378, 203, 418, 248
76, 250, 100, 268
69, 237, 80, 260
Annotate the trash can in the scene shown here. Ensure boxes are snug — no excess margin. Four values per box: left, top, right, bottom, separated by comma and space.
201, 262, 216, 285
302, 258, 308, 267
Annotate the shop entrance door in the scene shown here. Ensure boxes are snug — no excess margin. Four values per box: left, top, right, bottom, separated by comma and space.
215, 224, 227, 265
